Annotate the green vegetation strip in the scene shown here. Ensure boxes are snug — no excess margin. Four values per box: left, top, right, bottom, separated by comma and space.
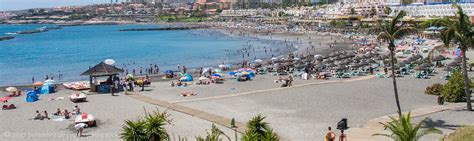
445, 126, 474, 141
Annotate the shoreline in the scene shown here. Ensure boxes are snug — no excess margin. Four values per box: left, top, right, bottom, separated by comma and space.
0, 23, 351, 89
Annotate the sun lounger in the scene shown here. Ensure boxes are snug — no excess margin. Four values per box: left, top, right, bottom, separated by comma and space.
70, 93, 87, 103
376, 73, 387, 78
75, 113, 96, 127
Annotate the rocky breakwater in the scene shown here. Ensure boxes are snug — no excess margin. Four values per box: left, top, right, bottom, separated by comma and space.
0, 36, 14, 41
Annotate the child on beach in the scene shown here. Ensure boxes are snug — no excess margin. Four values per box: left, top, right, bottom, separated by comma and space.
73, 105, 81, 115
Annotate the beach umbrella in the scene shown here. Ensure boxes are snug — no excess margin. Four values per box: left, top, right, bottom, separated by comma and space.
104, 59, 115, 65
44, 79, 56, 84
5, 87, 17, 92
415, 65, 427, 71
314, 55, 323, 60
432, 55, 446, 61
447, 61, 459, 67
228, 71, 236, 75
211, 73, 222, 78
254, 59, 264, 63
202, 68, 211, 74
165, 70, 173, 74
443, 67, 453, 71
368, 59, 377, 64
214, 69, 223, 73
198, 77, 209, 81
218, 64, 227, 69
33, 82, 44, 86
0, 97, 11, 102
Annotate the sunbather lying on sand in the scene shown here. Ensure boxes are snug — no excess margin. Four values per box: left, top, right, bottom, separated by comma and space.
2, 104, 16, 110
180, 92, 197, 97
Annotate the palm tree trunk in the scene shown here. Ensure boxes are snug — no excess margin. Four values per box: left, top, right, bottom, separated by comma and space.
461, 49, 472, 111
390, 45, 402, 116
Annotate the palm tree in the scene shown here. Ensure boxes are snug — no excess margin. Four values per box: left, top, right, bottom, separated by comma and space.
196, 124, 231, 141
423, 5, 473, 111
144, 110, 171, 141
120, 120, 147, 141
242, 114, 279, 141
120, 109, 171, 141
375, 10, 417, 116
373, 112, 442, 141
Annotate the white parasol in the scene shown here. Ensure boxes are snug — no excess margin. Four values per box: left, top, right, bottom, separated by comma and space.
104, 59, 115, 65
5, 87, 17, 92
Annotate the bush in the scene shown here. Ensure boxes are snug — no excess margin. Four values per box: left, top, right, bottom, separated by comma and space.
444, 126, 474, 141
441, 69, 467, 102
425, 83, 444, 95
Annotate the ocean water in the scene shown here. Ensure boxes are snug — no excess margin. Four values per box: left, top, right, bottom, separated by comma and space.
0, 24, 292, 86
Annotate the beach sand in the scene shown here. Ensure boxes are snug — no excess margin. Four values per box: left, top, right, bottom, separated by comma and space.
1, 29, 472, 141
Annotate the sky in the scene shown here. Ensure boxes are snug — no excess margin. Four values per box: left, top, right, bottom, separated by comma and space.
0, 0, 115, 11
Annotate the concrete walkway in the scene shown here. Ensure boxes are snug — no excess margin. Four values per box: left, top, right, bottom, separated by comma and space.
347, 103, 466, 141
127, 93, 248, 133
170, 75, 375, 103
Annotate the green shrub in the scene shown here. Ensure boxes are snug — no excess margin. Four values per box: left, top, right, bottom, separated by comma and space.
425, 83, 444, 95
441, 69, 467, 102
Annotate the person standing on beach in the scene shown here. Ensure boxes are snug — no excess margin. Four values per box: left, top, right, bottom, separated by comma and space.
183, 66, 187, 74
132, 69, 136, 76
149, 64, 153, 74
45, 75, 49, 80
288, 76, 293, 87
339, 130, 346, 141
32, 77, 35, 83
326, 127, 336, 141
177, 64, 181, 72
199, 67, 203, 77
139, 67, 143, 76
58, 71, 63, 80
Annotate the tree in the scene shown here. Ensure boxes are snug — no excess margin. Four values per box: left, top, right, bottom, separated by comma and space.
349, 7, 356, 15
425, 5, 473, 110
120, 109, 171, 141
144, 110, 170, 141
120, 120, 147, 141
441, 69, 468, 102
370, 7, 377, 17
242, 115, 279, 141
384, 7, 392, 16
375, 10, 417, 116
373, 112, 442, 141
196, 124, 230, 141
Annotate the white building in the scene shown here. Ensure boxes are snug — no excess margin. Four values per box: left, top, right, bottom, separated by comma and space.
391, 3, 474, 17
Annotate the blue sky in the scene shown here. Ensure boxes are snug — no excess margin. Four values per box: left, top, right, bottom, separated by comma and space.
0, 0, 115, 11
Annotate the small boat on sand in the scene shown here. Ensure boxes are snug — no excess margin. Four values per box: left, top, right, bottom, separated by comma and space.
75, 113, 96, 127
70, 92, 87, 102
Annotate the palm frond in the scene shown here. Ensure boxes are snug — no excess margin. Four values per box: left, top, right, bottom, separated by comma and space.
373, 112, 441, 141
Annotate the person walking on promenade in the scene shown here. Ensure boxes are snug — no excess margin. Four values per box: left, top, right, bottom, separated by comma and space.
326, 127, 336, 141
339, 130, 346, 141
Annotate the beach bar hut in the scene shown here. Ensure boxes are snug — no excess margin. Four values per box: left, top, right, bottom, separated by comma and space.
80, 62, 124, 92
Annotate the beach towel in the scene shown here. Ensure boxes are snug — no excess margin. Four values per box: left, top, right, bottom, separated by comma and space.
82, 113, 87, 119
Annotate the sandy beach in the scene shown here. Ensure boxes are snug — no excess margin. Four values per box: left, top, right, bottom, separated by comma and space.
1, 25, 474, 141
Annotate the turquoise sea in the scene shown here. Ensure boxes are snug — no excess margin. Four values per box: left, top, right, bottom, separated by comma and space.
0, 24, 292, 86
